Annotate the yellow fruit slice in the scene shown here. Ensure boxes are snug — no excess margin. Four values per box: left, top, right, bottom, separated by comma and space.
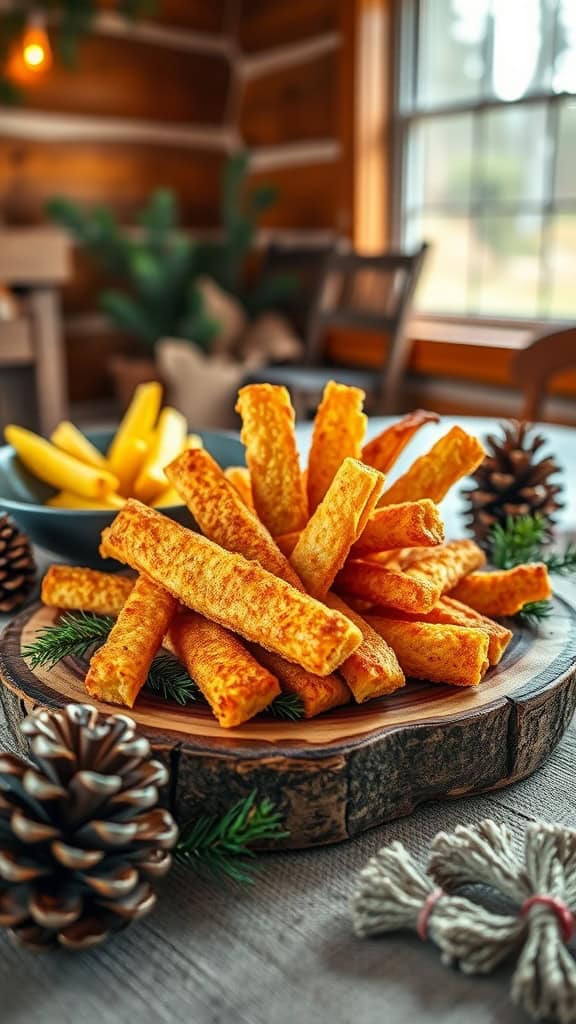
115, 436, 148, 498
5, 425, 119, 500
134, 407, 187, 504
50, 421, 108, 470
152, 486, 184, 508
46, 490, 126, 510
107, 381, 162, 481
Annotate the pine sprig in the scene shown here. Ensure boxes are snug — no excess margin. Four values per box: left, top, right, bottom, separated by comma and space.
23, 612, 305, 719
23, 611, 114, 668
176, 791, 288, 882
516, 600, 553, 626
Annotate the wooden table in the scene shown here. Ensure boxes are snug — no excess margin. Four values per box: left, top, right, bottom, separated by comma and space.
0, 416, 575, 1024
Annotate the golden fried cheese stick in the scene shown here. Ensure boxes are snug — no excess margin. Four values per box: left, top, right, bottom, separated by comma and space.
223, 466, 255, 511
450, 564, 552, 617
290, 458, 384, 598
41, 565, 134, 616
379, 426, 485, 506
100, 501, 362, 676
166, 448, 302, 589
366, 617, 490, 687
337, 559, 441, 613
406, 539, 486, 595
85, 575, 177, 707
361, 409, 439, 474
250, 647, 350, 717
235, 384, 307, 535
351, 499, 444, 556
324, 592, 404, 701
380, 597, 512, 666
307, 381, 367, 513
275, 531, 301, 558
166, 612, 280, 727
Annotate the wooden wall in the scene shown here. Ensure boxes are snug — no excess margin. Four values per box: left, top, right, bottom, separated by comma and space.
0, 0, 233, 402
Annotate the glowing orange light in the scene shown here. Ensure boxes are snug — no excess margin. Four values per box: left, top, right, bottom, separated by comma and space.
7, 14, 52, 84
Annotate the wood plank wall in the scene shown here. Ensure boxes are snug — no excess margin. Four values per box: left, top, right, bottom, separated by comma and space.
237, 0, 348, 235
0, 0, 232, 401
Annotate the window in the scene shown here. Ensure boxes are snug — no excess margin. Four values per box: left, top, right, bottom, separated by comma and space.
397, 0, 576, 319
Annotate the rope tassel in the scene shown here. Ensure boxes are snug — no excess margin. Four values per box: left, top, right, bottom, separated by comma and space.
351, 820, 576, 1023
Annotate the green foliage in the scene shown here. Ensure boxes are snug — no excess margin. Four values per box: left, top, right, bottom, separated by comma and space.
23, 611, 305, 718
47, 190, 219, 353
176, 791, 288, 882
488, 513, 576, 625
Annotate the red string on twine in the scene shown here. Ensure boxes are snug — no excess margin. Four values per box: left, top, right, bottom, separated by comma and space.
417, 888, 444, 941
521, 895, 575, 942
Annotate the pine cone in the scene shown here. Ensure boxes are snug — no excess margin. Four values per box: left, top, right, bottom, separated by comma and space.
0, 514, 36, 613
464, 420, 563, 548
0, 704, 177, 951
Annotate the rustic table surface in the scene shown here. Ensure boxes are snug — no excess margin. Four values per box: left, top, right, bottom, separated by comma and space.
1, 416, 575, 1024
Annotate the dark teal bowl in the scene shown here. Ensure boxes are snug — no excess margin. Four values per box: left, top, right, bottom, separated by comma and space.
0, 428, 245, 569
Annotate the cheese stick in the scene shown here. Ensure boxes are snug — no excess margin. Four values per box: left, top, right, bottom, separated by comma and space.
367, 617, 490, 687
165, 448, 302, 589
361, 409, 439, 474
351, 499, 444, 555
235, 384, 307, 535
450, 564, 552, 617
337, 559, 441, 613
307, 381, 367, 512
85, 575, 177, 707
41, 565, 134, 616
250, 647, 350, 717
378, 596, 512, 666
324, 592, 404, 701
380, 426, 485, 506
275, 531, 301, 558
405, 539, 486, 595
166, 612, 280, 727
290, 458, 384, 598
223, 466, 255, 511
100, 501, 362, 676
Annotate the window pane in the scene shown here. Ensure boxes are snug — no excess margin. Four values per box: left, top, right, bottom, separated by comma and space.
417, 0, 488, 109
405, 213, 471, 314
547, 213, 576, 317
554, 0, 576, 94
490, 0, 555, 100
406, 115, 473, 209
472, 213, 543, 316
475, 104, 548, 205
555, 101, 576, 200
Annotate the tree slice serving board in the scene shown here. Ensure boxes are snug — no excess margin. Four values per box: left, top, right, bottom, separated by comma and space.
1, 598, 576, 849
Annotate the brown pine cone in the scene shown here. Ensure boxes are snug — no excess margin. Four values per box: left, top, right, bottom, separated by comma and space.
0, 704, 178, 951
463, 420, 563, 547
0, 514, 36, 613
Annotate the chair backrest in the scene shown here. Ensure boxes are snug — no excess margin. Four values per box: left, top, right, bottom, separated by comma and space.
512, 325, 576, 421
261, 239, 340, 338
306, 243, 428, 408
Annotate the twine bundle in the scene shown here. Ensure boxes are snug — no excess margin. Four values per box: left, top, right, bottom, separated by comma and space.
352, 820, 576, 1023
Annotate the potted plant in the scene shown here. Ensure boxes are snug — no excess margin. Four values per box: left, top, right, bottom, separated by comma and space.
46, 152, 292, 409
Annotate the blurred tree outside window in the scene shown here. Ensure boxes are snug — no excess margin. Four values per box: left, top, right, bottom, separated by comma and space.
398, 0, 576, 318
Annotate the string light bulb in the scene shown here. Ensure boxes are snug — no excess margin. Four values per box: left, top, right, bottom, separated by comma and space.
7, 10, 52, 84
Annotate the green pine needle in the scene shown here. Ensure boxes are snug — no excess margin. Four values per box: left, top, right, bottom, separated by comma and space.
23, 612, 305, 719
490, 514, 547, 570
516, 600, 553, 626
23, 611, 114, 669
488, 514, 576, 624
176, 791, 288, 882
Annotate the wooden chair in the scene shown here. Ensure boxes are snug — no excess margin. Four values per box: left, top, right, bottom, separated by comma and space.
259, 238, 340, 339
512, 325, 576, 421
0, 229, 71, 434
243, 243, 428, 415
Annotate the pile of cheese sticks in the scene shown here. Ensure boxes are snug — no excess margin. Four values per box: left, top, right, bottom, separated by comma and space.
39, 381, 552, 728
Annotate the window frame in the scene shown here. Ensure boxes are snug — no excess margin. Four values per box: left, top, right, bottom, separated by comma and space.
391, 0, 576, 325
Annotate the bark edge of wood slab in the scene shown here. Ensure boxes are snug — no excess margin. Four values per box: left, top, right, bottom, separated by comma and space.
1, 599, 575, 850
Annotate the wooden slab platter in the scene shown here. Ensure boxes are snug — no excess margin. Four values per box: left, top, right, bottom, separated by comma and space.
1, 597, 576, 849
